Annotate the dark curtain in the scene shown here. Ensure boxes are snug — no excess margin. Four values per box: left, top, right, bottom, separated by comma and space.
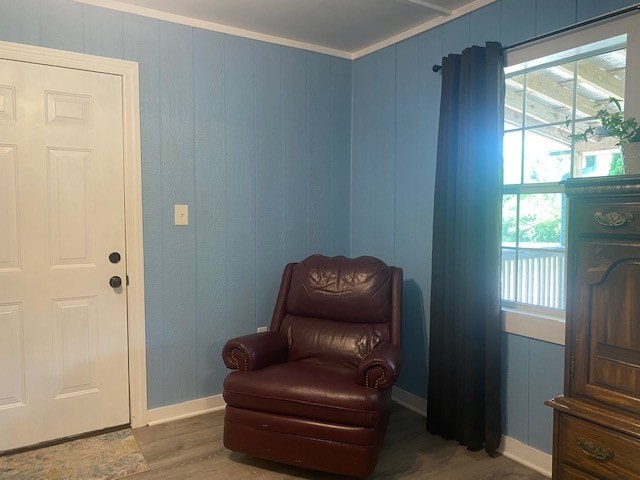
426, 41, 504, 455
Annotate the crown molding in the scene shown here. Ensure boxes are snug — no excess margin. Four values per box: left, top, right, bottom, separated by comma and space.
73, 0, 353, 59
73, 0, 496, 60
352, 0, 495, 59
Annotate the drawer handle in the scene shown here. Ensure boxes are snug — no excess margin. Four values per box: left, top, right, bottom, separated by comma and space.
594, 211, 633, 228
576, 437, 614, 462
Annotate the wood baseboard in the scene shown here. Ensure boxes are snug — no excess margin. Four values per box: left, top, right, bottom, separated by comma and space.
392, 386, 427, 416
146, 395, 226, 426
498, 435, 552, 478
392, 387, 552, 478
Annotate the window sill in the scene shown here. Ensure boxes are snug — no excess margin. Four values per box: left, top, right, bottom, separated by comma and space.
502, 307, 565, 346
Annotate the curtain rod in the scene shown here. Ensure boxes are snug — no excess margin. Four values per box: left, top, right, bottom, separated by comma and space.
432, 3, 640, 73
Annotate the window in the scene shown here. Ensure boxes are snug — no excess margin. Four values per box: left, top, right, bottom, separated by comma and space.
503, 44, 627, 312
500, 14, 640, 343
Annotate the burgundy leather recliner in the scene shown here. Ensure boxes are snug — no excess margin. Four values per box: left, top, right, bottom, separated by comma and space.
221, 254, 402, 478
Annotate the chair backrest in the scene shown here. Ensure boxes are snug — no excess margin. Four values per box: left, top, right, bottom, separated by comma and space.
270, 255, 402, 370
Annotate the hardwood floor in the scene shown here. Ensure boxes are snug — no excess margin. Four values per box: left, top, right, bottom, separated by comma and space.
130, 404, 548, 480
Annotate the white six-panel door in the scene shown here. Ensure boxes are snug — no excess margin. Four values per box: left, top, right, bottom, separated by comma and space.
0, 58, 129, 451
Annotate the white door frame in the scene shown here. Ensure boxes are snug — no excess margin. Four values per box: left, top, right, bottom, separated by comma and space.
0, 40, 148, 428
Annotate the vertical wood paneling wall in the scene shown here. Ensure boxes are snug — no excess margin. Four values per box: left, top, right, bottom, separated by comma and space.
1, 0, 637, 456
351, 0, 638, 454
0, 0, 352, 409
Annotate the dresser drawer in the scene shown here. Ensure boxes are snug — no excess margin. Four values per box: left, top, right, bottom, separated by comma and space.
558, 463, 601, 480
558, 414, 640, 480
575, 201, 640, 236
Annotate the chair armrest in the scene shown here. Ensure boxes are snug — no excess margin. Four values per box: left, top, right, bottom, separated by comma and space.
222, 332, 288, 371
357, 344, 402, 390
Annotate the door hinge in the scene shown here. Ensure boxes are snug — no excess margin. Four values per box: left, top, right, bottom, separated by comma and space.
573, 252, 578, 277
126, 275, 130, 286
570, 355, 576, 378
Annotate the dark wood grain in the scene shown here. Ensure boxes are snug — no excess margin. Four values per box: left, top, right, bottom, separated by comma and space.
558, 414, 640, 479
549, 177, 640, 479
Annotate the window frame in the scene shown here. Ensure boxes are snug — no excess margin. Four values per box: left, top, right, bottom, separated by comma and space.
501, 13, 640, 345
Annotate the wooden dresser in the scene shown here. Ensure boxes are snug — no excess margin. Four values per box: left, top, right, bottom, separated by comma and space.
547, 176, 640, 479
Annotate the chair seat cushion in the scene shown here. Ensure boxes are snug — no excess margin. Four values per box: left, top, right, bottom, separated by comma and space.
223, 362, 385, 427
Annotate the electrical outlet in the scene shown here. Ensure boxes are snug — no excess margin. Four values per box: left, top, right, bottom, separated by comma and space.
257, 326, 268, 333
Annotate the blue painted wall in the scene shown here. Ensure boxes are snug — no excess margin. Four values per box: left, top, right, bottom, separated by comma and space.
2, 0, 637, 456
0, 0, 352, 409
351, 0, 638, 453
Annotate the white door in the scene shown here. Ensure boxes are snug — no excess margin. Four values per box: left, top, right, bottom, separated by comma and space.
0, 58, 129, 451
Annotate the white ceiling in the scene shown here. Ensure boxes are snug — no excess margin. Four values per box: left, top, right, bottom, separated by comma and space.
75, 0, 494, 59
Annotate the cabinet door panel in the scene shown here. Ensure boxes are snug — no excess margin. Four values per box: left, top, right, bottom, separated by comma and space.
572, 240, 640, 413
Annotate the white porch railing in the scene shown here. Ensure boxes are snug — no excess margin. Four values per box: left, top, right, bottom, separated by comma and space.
502, 249, 566, 310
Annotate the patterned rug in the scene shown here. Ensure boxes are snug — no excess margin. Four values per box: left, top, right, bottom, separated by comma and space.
0, 428, 149, 480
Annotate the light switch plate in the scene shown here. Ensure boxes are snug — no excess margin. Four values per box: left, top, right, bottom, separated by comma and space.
174, 204, 188, 226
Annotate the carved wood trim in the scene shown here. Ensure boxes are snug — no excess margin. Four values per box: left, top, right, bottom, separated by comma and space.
565, 176, 640, 197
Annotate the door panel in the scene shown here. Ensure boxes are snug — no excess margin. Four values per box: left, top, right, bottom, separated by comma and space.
0, 303, 23, 408
48, 148, 95, 265
53, 296, 98, 398
0, 86, 15, 122
0, 145, 19, 270
0, 58, 129, 451
45, 91, 92, 127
